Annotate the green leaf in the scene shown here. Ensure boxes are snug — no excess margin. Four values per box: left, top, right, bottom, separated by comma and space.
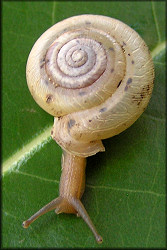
2, 1, 165, 248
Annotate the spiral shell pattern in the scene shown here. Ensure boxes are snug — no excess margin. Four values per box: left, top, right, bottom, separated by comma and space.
26, 15, 154, 157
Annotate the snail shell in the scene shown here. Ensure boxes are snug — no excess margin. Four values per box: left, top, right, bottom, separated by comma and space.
25, 15, 154, 243
26, 14, 154, 157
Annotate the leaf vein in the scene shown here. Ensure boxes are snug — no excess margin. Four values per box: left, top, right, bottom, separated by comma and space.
145, 197, 158, 246
51, 1, 56, 25
86, 184, 165, 197
142, 113, 165, 122
3, 210, 21, 220
151, 1, 161, 42
13, 170, 59, 184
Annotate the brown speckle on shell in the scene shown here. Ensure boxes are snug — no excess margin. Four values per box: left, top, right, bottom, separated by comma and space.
99, 107, 107, 113
63, 28, 68, 32
132, 94, 144, 106
121, 46, 125, 53
147, 84, 150, 93
68, 119, 76, 134
79, 91, 87, 96
46, 94, 53, 103
44, 80, 49, 85
40, 63, 45, 69
124, 85, 129, 91
127, 78, 132, 85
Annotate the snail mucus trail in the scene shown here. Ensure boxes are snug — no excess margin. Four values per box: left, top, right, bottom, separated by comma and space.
23, 14, 154, 244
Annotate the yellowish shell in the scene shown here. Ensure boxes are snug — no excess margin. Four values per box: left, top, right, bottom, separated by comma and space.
26, 14, 154, 157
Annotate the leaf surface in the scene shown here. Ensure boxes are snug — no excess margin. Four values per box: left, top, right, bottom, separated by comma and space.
2, 1, 166, 248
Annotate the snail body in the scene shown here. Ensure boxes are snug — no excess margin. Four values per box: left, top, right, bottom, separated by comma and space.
23, 15, 154, 243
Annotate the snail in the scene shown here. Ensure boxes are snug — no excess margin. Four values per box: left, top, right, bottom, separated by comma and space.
23, 14, 154, 243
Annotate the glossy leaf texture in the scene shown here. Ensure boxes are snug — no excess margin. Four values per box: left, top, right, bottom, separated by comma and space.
2, 1, 166, 248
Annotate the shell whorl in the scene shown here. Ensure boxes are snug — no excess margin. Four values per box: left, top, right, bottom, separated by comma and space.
45, 36, 108, 89
26, 15, 154, 157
